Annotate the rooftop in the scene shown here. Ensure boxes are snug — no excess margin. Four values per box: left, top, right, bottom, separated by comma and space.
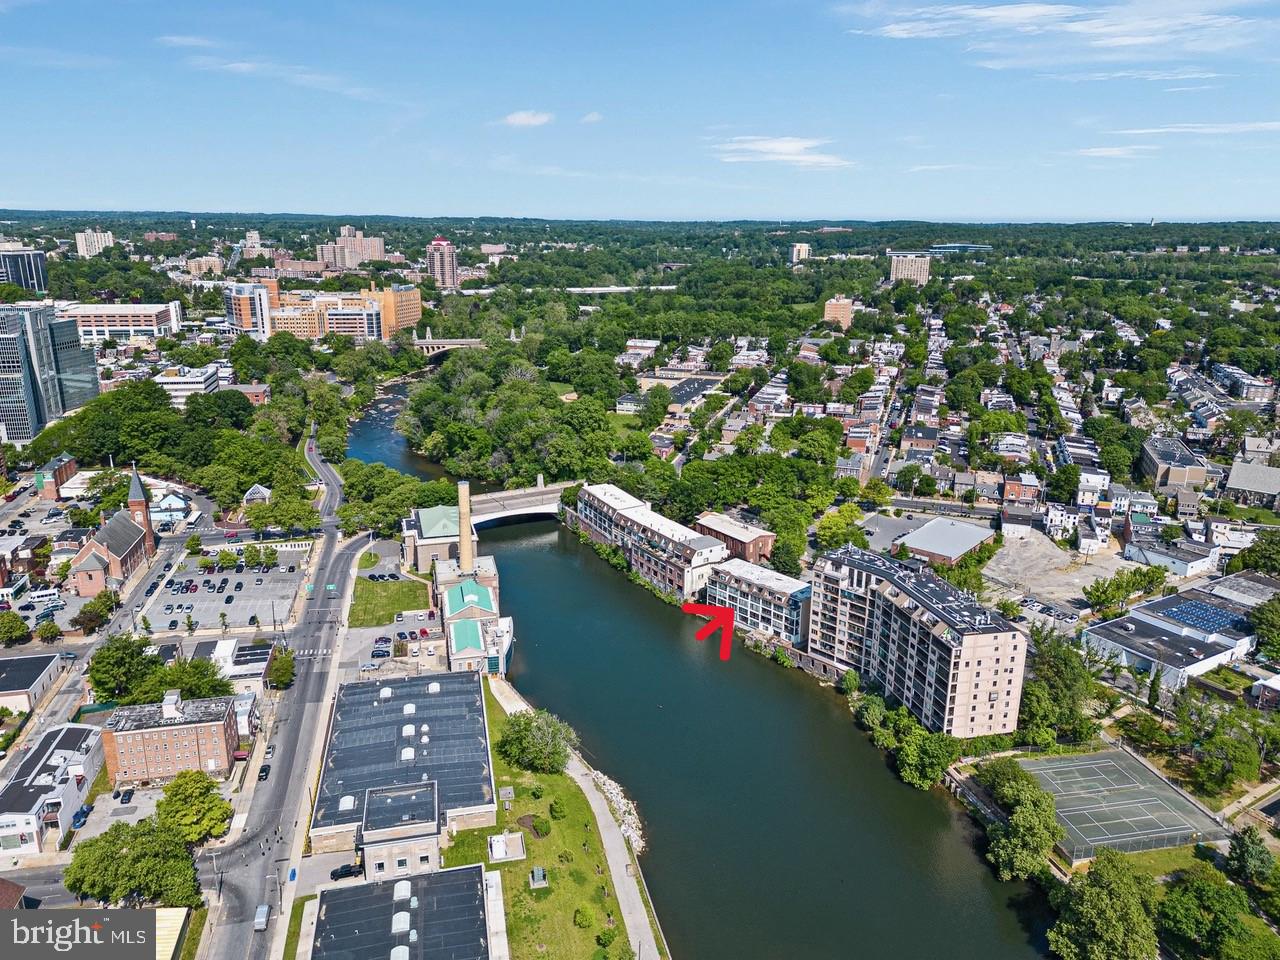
312, 864, 490, 960
0, 653, 58, 694
1087, 615, 1231, 671
896, 517, 994, 561
312, 672, 492, 832
1145, 435, 1201, 468
409, 505, 462, 541
363, 782, 438, 834
107, 695, 234, 733
695, 511, 773, 544
0, 724, 98, 816
712, 557, 808, 596
443, 582, 496, 619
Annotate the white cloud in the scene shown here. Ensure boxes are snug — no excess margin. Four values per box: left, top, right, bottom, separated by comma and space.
187, 55, 383, 102
156, 34, 216, 47
844, 1, 1277, 70
1114, 120, 1280, 134
1075, 144, 1159, 157
0, 44, 115, 69
715, 136, 854, 168
1042, 67, 1226, 81
502, 110, 554, 127
580, 111, 604, 124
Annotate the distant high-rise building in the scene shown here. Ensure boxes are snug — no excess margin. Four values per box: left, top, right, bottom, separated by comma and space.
74, 229, 115, 259
185, 255, 223, 276
143, 231, 178, 243
365, 282, 422, 339
888, 251, 931, 286
0, 244, 48, 293
223, 283, 273, 340
59, 301, 183, 344
423, 236, 458, 290
0, 304, 100, 445
315, 225, 386, 268
790, 242, 811, 264
823, 295, 854, 330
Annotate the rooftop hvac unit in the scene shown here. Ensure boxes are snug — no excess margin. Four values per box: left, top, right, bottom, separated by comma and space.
379, 687, 393, 700
393, 880, 411, 902
403, 703, 415, 715
428, 682, 441, 694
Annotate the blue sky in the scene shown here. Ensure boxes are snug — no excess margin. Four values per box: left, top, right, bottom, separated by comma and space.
1, 0, 1278, 220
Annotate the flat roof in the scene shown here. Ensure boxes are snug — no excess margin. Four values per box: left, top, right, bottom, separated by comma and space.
1086, 615, 1231, 670
712, 557, 808, 596
1145, 435, 1201, 467
312, 864, 489, 960
0, 724, 97, 815
696, 511, 772, 544
312, 672, 492, 832
363, 782, 438, 833
0, 654, 58, 694
108, 695, 233, 732
897, 517, 993, 561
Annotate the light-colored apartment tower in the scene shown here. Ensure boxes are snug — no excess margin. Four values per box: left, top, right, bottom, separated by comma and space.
223, 282, 273, 340
807, 547, 1024, 738
790, 242, 811, 265
889, 252, 931, 286
315, 225, 385, 268
186, 255, 223, 276
74, 229, 115, 258
823, 295, 854, 330
366, 282, 422, 340
424, 236, 458, 290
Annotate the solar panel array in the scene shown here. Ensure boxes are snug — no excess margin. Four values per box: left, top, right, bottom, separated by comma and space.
1162, 598, 1247, 634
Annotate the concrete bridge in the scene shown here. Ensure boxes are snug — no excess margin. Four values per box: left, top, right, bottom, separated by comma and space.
412, 326, 525, 358
471, 480, 579, 526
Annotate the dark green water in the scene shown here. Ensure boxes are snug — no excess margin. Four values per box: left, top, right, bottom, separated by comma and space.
483, 520, 1051, 960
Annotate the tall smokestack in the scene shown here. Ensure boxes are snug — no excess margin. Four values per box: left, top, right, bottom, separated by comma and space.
457, 481, 474, 575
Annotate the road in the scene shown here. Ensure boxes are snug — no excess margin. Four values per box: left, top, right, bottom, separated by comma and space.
890, 496, 1001, 520
2, 427, 363, 960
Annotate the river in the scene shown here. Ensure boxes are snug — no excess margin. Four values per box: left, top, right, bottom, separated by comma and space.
348, 403, 1051, 960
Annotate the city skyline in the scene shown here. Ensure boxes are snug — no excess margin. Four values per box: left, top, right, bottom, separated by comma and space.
0, 0, 1276, 221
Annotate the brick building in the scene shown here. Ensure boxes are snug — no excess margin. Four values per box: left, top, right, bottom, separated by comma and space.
102, 690, 238, 785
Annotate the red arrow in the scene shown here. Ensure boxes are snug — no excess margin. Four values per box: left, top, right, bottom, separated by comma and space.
681, 602, 736, 660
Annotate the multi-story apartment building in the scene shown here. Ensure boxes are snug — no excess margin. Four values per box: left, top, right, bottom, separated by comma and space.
423, 236, 458, 290
706, 558, 810, 646
888, 252, 931, 286
694, 511, 776, 562
1141, 436, 1208, 489
143, 231, 178, 242
315, 225, 385, 268
0, 724, 103, 855
223, 282, 274, 340
102, 690, 239, 785
185, 255, 223, 276
1210, 362, 1273, 402
0, 243, 47, 293
59, 301, 183, 344
0, 304, 99, 445
74, 229, 114, 258
823, 295, 854, 330
366, 282, 422, 339
790, 243, 811, 264
153, 364, 219, 410
807, 548, 1024, 738
576, 483, 729, 600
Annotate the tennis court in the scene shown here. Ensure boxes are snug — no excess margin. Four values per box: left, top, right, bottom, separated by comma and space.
1019, 750, 1227, 862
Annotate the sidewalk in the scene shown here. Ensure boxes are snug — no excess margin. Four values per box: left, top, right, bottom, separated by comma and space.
488, 677, 664, 960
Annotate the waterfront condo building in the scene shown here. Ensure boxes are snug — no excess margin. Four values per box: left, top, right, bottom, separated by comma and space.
60, 301, 183, 344
102, 690, 239, 785
0, 243, 48, 293
575, 483, 729, 600
888, 252, 931, 286
705, 558, 811, 646
0, 304, 99, 445
807, 548, 1024, 738
423, 236, 459, 290
74, 229, 114, 258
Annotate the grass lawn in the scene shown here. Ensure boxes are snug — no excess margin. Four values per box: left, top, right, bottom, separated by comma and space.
348, 577, 433, 628
1141, 750, 1256, 812
606, 412, 642, 439
358, 551, 379, 570
1201, 665, 1254, 693
546, 381, 576, 397
282, 894, 315, 960
442, 680, 629, 960
178, 907, 208, 960
1122, 844, 1204, 879
84, 764, 112, 805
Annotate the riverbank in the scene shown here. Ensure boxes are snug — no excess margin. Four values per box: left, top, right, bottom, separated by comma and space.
487, 676, 668, 960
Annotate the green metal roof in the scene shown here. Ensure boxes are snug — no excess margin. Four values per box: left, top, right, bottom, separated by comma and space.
413, 505, 460, 539
449, 619, 484, 654
443, 581, 495, 618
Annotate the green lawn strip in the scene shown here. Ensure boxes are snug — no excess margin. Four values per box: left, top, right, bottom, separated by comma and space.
605, 412, 641, 439
282, 894, 316, 960
347, 578, 433, 628
296, 435, 319, 481
1201, 665, 1253, 693
441, 680, 628, 960
84, 764, 112, 805
623, 842, 669, 959
1121, 844, 1202, 879
358, 551, 379, 570
178, 907, 208, 960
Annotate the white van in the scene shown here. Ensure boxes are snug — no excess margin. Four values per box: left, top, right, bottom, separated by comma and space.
253, 904, 270, 932
27, 588, 60, 605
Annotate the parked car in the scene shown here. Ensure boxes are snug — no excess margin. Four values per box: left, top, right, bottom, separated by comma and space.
235, 582, 243, 592
360, 661, 380, 671
119, 788, 134, 804
257, 765, 271, 782
248, 615, 259, 626
396, 632, 408, 641
371, 648, 391, 659
264, 744, 275, 760
254, 578, 263, 586
224, 595, 234, 604
168, 620, 178, 630
329, 863, 360, 881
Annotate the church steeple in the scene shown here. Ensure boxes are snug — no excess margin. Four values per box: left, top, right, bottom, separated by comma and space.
127, 463, 156, 557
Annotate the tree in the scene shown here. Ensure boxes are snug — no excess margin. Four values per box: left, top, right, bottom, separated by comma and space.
815, 502, 867, 550
986, 779, 1065, 881
124, 657, 233, 706
862, 477, 893, 508
63, 818, 201, 908
88, 634, 161, 700
218, 612, 228, 633
1046, 464, 1081, 504
35, 620, 62, 643
0, 611, 31, 647
217, 549, 238, 569
1158, 861, 1250, 960
841, 669, 861, 697
185, 534, 203, 554
1048, 848, 1158, 960
496, 709, 580, 774
1226, 826, 1274, 886
996, 598, 1021, 620
894, 726, 961, 790
267, 647, 296, 689
1193, 731, 1260, 796
155, 771, 232, 844
1250, 596, 1280, 661
639, 384, 671, 430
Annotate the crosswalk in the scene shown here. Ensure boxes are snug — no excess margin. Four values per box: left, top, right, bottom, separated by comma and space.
295, 648, 332, 658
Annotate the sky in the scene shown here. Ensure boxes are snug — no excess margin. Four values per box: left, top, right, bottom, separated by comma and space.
1, 0, 1278, 221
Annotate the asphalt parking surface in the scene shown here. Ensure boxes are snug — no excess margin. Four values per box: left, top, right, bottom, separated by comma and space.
860, 512, 934, 552
144, 564, 305, 633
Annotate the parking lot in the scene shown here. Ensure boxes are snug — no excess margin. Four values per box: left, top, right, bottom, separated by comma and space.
859, 512, 935, 553
141, 556, 307, 634
69, 784, 167, 845
345, 608, 445, 679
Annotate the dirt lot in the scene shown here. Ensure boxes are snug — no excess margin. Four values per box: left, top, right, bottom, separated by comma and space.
984, 530, 1144, 605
